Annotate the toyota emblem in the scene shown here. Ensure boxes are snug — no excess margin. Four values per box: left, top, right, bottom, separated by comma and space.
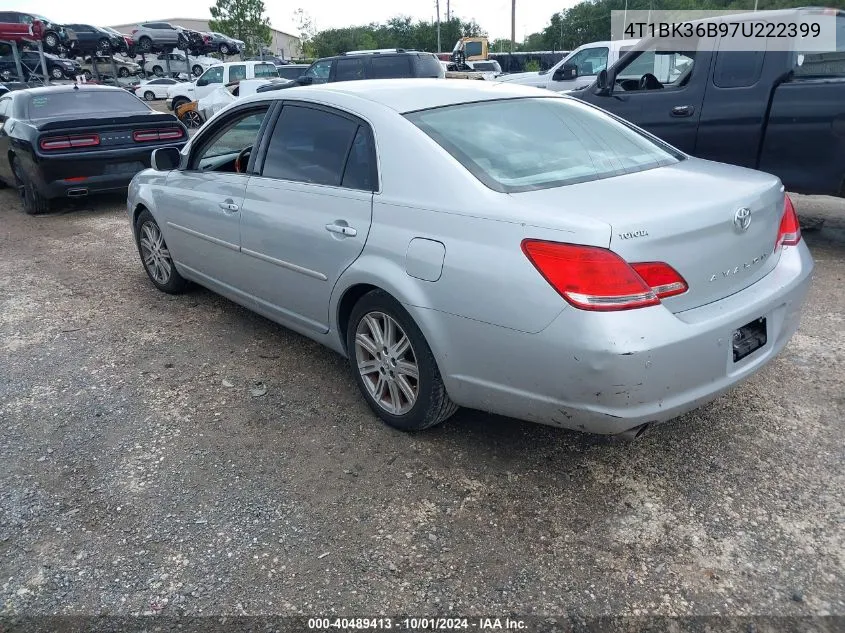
734, 207, 752, 232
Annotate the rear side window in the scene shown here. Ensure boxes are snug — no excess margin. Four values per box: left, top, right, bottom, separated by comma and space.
27, 90, 150, 119
406, 97, 681, 193
341, 126, 376, 190
254, 63, 277, 78
262, 105, 362, 188
369, 56, 411, 79
713, 49, 765, 88
793, 15, 845, 77
229, 64, 246, 81
335, 57, 365, 81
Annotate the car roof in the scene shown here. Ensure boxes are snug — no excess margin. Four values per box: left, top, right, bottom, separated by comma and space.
240, 78, 559, 114
17, 84, 131, 97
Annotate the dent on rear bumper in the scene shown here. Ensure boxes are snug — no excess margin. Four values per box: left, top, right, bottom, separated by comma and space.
415, 243, 813, 435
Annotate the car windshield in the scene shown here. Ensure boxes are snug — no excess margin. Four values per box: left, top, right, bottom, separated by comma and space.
406, 97, 682, 193
28, 90, 150, 119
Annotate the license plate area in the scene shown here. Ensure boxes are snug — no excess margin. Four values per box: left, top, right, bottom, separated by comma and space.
733, 317, 767, 363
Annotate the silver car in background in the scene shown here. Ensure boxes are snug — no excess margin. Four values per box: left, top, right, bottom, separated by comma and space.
126, 80, 813, 438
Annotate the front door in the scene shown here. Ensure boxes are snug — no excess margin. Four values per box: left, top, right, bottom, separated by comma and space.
160, 105, 272, 298
587, 38, 714, 154
239, 102, 376, 333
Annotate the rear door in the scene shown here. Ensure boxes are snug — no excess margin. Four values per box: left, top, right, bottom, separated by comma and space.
239, 102, 376, 333
758, 15, 845, 196
694, 37, 772, 168
600, 37, 714, 153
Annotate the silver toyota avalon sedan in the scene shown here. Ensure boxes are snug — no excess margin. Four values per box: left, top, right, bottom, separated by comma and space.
126, 79, 813, 438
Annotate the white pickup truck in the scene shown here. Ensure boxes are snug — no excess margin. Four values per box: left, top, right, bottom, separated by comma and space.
497, 39, 639, 92
166, 60, 279, 111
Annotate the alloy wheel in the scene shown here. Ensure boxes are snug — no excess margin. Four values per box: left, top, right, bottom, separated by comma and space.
183, 110, 203, 128
354, 311, 419, 415
139, 221, 172, 285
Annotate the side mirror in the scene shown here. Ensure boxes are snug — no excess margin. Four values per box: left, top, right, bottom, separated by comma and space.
595, 69, 611, 96
196, 77, 208, 86
297, 75, 313, 85
151, 147, 181, 171
554, 63, 578, 81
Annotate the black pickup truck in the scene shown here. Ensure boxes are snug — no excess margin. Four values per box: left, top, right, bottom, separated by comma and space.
571, 8, 845, 198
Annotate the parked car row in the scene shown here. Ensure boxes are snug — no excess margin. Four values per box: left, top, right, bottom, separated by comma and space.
0, 11, 245, 70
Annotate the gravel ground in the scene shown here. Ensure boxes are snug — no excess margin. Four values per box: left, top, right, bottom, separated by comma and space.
0, 188, 843, 623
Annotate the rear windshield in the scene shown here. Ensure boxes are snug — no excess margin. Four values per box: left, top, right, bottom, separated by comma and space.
405, 97, 682, 193
28, 90, 149, 119
413, 54, 445, 78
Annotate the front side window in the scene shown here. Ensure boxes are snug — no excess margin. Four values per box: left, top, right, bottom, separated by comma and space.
335, 57, 365, 81
406, 97, 682, 193
566, 46, 609, 76
305, 59, 332, 81
199, 66, 224, 85
369, 56, 411, 79
261, 105, 361, 187
192, 107, 268, 171
615, 41, 697, 90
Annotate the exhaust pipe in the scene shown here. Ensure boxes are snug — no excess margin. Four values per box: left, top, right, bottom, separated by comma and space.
617, 423, 650, 441
67, 188, 89, 198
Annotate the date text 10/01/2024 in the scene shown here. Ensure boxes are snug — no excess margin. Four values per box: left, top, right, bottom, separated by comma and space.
307, 618, 527, 630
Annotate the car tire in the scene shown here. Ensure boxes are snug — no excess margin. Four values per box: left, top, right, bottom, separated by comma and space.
13, 160, 51, 216
83, 70, 92, 80
171, 97, 190, 111
152, 65, 163, 77
43, 32, 59, 50
134, 209, 189, 294
220, 44, 230, 55
96, 38, 110, 55
191, 64, 203, 77
177, 34, 188, 50
346, 290, 458, 432
143, 90, 156, 101
181, 109, 204, 128
50, 66, 64, 80
138, 37, 152, 53
118, 67, 130, 77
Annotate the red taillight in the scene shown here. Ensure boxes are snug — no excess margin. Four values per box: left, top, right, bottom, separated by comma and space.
775, 194, 801, 249
39, 134, 100, 151
630, 262, 688, 299
522, 240, 660, 311
133, 128, 184, 142
521, 240, 689, 311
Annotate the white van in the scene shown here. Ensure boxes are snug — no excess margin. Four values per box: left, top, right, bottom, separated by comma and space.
166, 60, 279, 110
497, 39, 639, 92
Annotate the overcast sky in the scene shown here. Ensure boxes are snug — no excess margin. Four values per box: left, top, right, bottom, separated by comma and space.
9, 0, 580, 41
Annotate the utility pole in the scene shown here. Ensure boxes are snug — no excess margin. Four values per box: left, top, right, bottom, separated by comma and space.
510, 0, 515, 53
436, 0, 441, 53
447, 0, 450, 23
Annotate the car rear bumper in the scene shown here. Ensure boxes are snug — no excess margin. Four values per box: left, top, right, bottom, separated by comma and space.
32, 144, 186, 198
418, 242, 814, 435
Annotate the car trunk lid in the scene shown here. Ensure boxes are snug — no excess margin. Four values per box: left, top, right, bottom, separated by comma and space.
511, 158, 785, 313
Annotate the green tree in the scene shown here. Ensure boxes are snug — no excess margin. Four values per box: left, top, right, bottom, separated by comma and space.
293, 8, 317, 57
209, 0, 271, 55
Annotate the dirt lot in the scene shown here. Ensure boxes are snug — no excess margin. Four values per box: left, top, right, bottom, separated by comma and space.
0, 188, 843, 623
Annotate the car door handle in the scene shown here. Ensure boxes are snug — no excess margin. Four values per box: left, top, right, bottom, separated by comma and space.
671, 105, 695, 117
219, 200, 239, 212
325, 222, 357, 237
